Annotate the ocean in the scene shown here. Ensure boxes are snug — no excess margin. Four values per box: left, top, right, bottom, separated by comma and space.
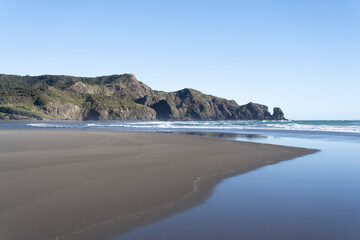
2, 120, 360, 239
2, 120, 360, 136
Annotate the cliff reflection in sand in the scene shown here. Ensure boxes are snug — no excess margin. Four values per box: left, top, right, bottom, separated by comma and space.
177, 131, 267, 141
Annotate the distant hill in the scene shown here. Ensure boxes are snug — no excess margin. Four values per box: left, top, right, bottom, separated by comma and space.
0, 74, 286, 121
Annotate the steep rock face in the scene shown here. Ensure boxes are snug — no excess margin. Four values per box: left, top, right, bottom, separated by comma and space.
82, 107, 156, 121
150, 100, 173, 120
272, 107, 285, 120
107, 74, 154, 99
43, 103, 83, 120
68, 82, 89, 94
106, 107, 156, 120
136, 89, 286, 120
81, 94, 156, 121
237, 102, 272, 120
68, 82, 113, 96
0, 74, 287, 121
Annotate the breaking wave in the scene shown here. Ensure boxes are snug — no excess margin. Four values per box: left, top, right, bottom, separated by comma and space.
25, 120, 360, 134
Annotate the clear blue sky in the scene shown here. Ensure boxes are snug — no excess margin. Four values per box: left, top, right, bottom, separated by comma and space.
1, 0, 359, 120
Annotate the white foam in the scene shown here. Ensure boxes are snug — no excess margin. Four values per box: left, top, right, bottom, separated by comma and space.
26, 121, 360, 134
26, 123, 73, 128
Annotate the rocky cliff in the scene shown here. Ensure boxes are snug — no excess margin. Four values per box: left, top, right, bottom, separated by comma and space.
0, 74, 286, 121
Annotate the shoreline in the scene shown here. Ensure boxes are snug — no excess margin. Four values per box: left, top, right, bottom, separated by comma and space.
0, 130, 317, 240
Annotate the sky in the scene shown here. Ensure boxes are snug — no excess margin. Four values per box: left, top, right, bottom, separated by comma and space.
0, 0, 359, 120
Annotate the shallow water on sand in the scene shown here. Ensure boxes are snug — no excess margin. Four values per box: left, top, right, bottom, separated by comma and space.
112, 134, 360, 240
1, 121, 359, 239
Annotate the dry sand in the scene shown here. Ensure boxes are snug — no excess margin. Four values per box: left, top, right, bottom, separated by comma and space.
0, 130, 316, 240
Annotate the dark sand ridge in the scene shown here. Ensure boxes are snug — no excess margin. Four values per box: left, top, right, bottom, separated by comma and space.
0, 130, 317, 240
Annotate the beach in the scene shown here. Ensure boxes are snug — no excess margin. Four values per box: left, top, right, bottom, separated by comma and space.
0, 130, 316, 240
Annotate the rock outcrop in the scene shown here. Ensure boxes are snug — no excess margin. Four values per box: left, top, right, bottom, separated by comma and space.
0, 74, 286, 121
68, 82, 113, 96
136, 88, 285, 120
43, 102, 83, 120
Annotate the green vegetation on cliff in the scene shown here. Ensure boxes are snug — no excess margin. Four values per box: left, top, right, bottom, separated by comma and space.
0, 74, 285, 121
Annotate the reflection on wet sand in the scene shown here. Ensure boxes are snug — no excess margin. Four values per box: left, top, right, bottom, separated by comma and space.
176, 131, 268, 140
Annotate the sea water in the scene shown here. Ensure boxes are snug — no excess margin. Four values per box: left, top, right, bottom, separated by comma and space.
11, 120, 360, 135
1, 120, 360, 239
110, 132, 360, 240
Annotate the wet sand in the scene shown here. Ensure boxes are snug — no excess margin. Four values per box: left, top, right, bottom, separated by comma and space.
0, 130, 317, 240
